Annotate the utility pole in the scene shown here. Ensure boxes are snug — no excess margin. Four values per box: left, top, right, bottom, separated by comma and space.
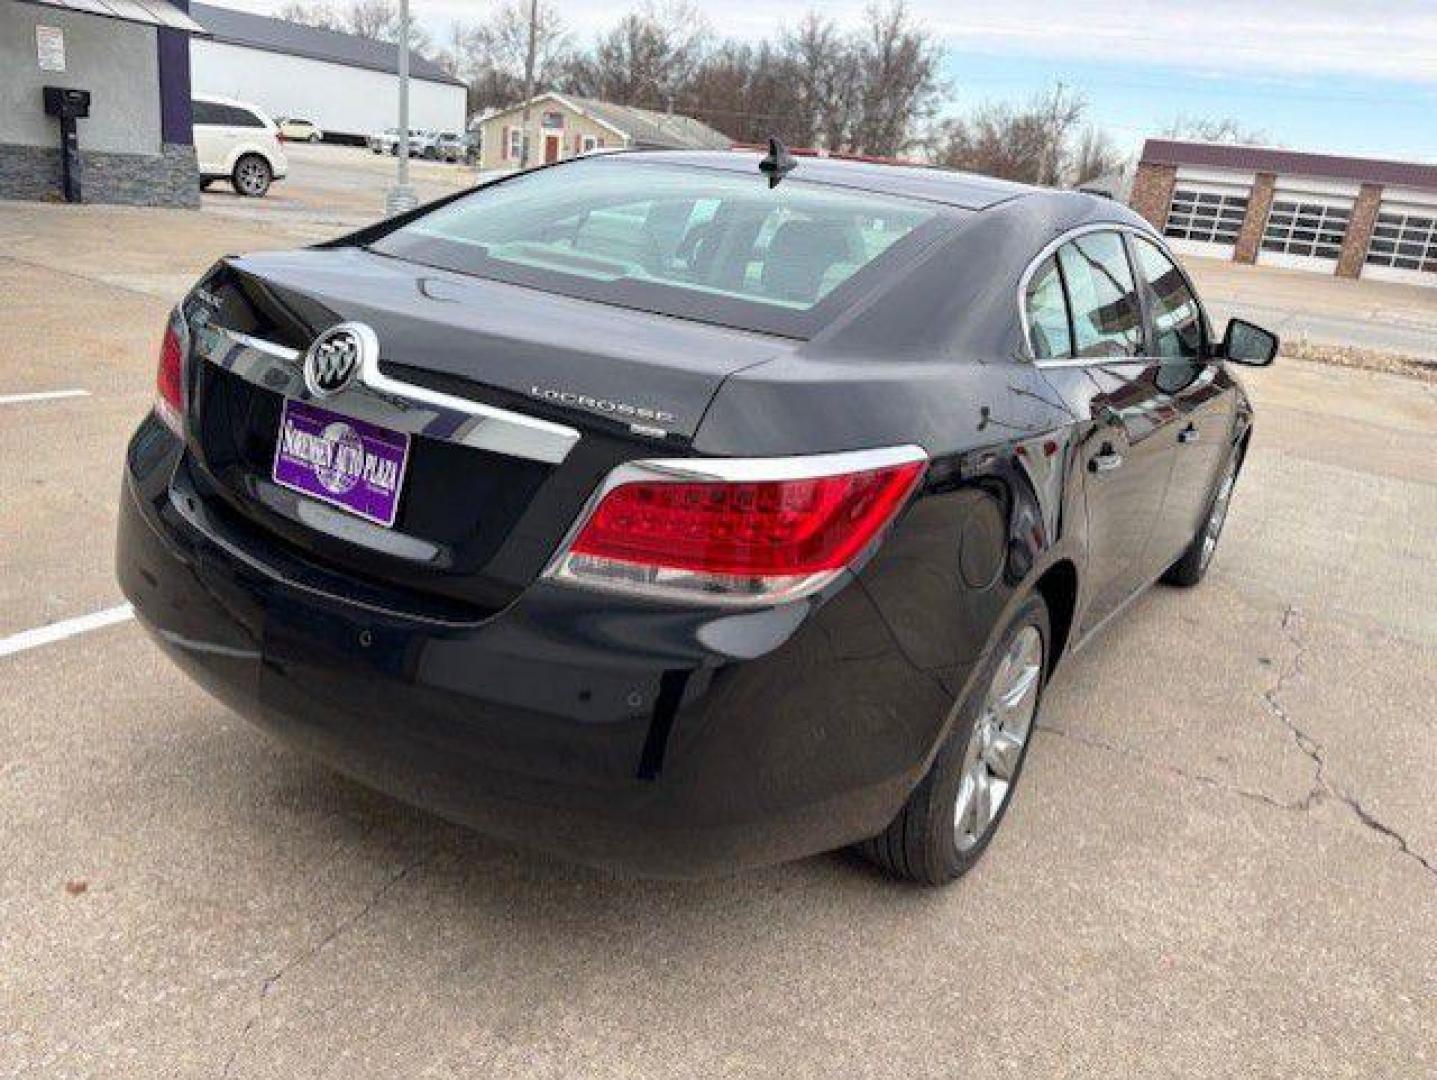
386, 0, 417, 214
517, 0, 539, 169
1045, 80, 1067, 188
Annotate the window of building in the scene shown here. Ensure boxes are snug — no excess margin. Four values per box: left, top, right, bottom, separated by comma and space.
1261, 197, 1352, 260
1024, 255, 1072, 359
1164, 187, 1248, 246
1365, 207, 1437, 273
507, 126, 523, 160
580, 135, 599, 153
1132, 237, 1202, 359
1056, 232, 1144, 358
542, 111, 565, 130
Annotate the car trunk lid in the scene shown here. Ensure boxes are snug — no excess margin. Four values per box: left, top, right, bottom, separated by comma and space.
180, 247, 792, 619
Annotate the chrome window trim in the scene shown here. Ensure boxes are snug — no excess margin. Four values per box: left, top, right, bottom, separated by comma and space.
208, 326, 581, 464
541, 444, 930, 607
1017, 222, 1212, 369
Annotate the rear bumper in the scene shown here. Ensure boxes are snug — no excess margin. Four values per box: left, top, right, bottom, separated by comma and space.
117, 416, 953, 876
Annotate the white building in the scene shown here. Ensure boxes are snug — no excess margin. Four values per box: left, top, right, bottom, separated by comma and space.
189, 2, 466, 143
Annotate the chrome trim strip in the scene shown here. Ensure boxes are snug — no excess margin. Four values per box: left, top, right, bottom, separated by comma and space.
541, 444, 929, 607
208, 326, 581, 464
222, 328, 299, 360
1016, 221, 1213, 371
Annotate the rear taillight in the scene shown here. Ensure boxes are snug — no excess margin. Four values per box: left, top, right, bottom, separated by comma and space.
546, 448, 927, 604
155, 313, 186, 435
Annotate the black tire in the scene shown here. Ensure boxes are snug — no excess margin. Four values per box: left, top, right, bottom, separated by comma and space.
1163, 445, 1241, 587
231, 154, 271, 198
198, 178, 213, 191
858, 593, 1051, 885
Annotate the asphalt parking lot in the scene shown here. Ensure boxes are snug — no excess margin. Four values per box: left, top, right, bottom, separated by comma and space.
2, 159, 1435, 1076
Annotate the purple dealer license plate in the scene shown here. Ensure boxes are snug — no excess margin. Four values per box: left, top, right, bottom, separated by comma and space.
272, 399, 410, 528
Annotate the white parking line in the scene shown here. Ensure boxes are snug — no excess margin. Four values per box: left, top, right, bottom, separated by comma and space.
0, 604, 134, 659
0, 389, 90, 405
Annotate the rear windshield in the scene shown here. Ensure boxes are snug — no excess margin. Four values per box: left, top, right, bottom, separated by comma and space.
369, 157, 947, 337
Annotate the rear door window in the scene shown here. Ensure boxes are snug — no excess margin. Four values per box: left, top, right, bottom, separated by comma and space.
1056, 231, 1144, 358
1024, 255, 1072, 359
369, 158, 950, 338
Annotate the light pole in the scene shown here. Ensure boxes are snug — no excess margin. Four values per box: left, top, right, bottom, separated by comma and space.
517, 0, 538, 169
386, 0, 418, 214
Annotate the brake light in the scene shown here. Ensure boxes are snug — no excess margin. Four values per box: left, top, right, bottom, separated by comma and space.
155, 317, 185, 435
548, 449, 926, 603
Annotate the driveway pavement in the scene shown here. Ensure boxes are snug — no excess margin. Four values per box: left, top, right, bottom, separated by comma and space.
1, 196, 1434, 1078
1184, 256, 1437, 359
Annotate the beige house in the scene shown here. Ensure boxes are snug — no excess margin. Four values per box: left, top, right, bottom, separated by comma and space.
472, 92, 730, 173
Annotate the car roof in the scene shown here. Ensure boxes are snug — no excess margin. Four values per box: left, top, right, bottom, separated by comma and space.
613, 149, 1040, 210
192, 92, 266, 113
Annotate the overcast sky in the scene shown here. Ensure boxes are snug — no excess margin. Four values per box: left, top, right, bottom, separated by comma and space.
211, 0, 1437, 160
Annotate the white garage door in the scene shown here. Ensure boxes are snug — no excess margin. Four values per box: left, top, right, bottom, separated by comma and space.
1364, 201, 1437, 287
1257, 192, 1354, 273
1162, 182, 1250, 259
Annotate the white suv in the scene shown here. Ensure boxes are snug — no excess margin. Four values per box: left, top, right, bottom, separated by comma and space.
192, 94, 288, 197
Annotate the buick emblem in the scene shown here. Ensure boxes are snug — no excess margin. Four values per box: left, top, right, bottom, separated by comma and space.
303, 322, 375, 397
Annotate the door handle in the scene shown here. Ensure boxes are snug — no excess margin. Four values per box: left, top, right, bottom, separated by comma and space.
1089, 447, 1124, 473
1178, 424, 1200, 445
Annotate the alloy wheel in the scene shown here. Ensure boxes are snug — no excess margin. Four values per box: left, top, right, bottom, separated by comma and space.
953, 624, 1044, 852
235, 159, 268, 196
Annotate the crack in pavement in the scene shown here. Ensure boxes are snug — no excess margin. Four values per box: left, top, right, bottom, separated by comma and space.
1041, 605, 1434, 883
1035, 722, 1304, 814
1264, 606, 1436, 880
219, 848, 431, 1078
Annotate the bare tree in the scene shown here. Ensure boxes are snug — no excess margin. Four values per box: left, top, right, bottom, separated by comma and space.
679, 41, 810, 144
1162, 114, 1269, 146
285, 0, 430, 54
561, 2, 711, 111
458, 0, 570, 112
933, 84, 1106, 186
933, 103, 1052, 184
1070, 124, 1124, 187
850, 1, 944, 157
779, 12, 860, 151
276, 2, 340, 29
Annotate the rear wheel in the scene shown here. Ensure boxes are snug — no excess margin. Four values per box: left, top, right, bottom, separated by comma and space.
198, 177, 213, 191
232, 154, 271, 197
858, 594, 1049, 885
1163, 447, 1240, 587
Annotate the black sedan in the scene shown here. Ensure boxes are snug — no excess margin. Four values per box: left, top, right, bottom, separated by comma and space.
117, 149, 1277, 883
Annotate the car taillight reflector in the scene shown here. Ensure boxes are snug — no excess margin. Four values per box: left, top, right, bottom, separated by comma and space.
155, 318, 185, 434
550, 450, 926, 603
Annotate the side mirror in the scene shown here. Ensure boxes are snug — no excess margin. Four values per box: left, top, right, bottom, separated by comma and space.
1220, 318, 1279, 366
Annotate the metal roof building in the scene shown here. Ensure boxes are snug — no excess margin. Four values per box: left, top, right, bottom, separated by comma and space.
472, 92, 730, 173
188, 2, 467, 143
1131, 138, 1437, 287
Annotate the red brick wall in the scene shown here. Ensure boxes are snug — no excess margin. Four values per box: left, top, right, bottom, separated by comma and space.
1337, 183, 1383, 279
1130, 163, 1177, 229
1233, 173, 1276, 264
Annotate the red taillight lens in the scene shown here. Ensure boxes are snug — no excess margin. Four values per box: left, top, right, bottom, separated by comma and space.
553, 452, 926, 602
155, 319, 185, 434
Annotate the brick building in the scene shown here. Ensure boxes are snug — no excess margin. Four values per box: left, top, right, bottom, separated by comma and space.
1130, 139, 1437, 288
